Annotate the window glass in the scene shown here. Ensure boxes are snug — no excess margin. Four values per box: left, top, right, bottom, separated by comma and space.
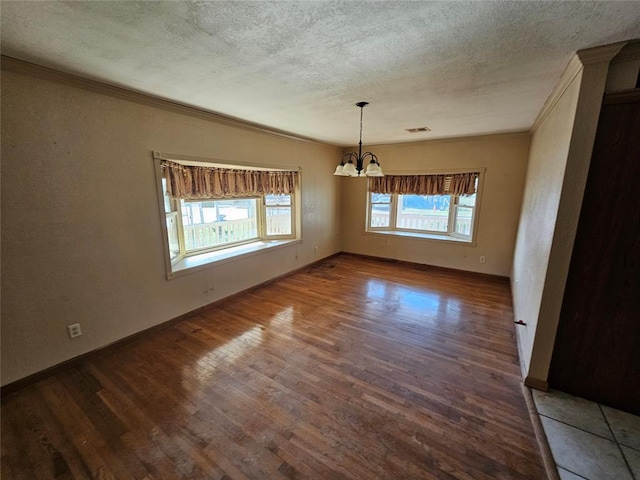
396, 195, 450, 232
165, 213, 180, 260
265, 194, 291, 206
371, 193, 391, 203
265, 194, 292, 236
458, 194, 476, 207
161, 178, 172, 214
180, 198, 258, 252
454, 207, 474, 236
370, 193, 391, 228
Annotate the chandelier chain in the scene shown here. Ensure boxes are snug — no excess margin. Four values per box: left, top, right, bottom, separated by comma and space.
333, 101, 383, 177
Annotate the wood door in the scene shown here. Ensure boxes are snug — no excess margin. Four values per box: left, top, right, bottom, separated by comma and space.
549, 93, 640, 415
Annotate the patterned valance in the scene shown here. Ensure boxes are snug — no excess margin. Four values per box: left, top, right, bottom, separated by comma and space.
161, 160, 299, 199
369, 172, 479, 196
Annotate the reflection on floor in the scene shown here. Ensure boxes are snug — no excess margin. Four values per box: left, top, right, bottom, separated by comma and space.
1, 255, 547, 479
532, 389, 640, 480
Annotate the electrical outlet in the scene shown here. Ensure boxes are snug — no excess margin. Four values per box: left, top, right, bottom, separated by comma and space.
479, 256, 486, 264
314, 246, 319, 254
67, 323, 82, 339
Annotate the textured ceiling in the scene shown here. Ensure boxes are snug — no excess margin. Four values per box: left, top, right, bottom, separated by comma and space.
2, 1, 640, 146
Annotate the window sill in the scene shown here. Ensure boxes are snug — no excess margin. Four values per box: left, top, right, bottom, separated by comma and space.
365, 230, 475, 245
168, 239, 300, 279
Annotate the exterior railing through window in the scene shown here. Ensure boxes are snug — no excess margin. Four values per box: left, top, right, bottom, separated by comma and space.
371, 212, 472, 235
184, 213, 292, 251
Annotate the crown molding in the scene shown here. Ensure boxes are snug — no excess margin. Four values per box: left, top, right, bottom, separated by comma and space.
359, 130, 530, 150
0, 55, 328, 146
577, 41, 626, 65
530, 54, 584, 134
611, 40, 640, 63
530, 41, 627, 134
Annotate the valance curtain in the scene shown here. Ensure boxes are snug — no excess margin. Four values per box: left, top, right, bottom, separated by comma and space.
161, 160, 299, 199
369, 172, 479, 196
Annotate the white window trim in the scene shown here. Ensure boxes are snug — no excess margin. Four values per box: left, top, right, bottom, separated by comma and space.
262, 195, 296, 241
450, 198, 475, 242
153, 152, 302, 279
365, 168, 485, 245
169, 239, 300, 279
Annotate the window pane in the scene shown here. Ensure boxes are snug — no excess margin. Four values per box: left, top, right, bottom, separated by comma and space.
459, 194, 476, 207
162, 178, 172, 213
371, 193, 391, 204
181, 198, 258, 251
370, 203, 391, 228
266, 206, 292, 235
166, 213, 180, 260
454, 206, 474, 236
265, 194, 291, 206
396, 195, 450, 232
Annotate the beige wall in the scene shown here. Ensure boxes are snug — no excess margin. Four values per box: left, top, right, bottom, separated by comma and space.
1, 70, 342, 385
340, 134, 530, 277
2, 43, 628, 388
511, 72, 581, 376
511, 44, 622, 383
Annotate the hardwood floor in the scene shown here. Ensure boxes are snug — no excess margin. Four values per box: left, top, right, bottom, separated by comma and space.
1, 254, 545, 479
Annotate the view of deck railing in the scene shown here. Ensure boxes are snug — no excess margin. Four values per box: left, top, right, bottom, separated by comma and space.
184, 213, 291, 251
371, 212, 471, 235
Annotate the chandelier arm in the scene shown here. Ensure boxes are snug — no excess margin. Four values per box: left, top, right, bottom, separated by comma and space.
335, 101, 382, 177
341, 152, 359, 163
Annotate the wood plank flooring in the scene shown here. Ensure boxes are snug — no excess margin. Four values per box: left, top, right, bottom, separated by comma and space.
1, 254, 546, 479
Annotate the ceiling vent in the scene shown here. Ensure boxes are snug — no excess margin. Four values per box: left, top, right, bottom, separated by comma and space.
406, 127, 431, 133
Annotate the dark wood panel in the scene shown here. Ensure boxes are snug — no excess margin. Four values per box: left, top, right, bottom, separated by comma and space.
1, 255, 545, 479
549, 97, 640, 414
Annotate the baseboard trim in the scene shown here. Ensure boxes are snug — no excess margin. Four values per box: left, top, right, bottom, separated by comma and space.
1, 251, 509, 396
525, 375, 550, 392
521, 383, 560, 480
1, 253, 341, 398
341, 252, 510, 282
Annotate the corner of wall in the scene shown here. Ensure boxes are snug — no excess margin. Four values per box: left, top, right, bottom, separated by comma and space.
514, 41, 625, 383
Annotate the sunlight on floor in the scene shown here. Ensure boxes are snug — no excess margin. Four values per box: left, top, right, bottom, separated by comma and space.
193, 306, 295, 381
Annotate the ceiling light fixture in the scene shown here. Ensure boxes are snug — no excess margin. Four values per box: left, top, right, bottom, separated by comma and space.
334, 102, 383, 177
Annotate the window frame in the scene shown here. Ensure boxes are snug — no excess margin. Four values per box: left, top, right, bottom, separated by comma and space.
393, 193, 453, 235
368, 193, 394, 231
450, 195, 476, 241
178, 196, 264, 256
262, 194, 296, 240
365, 169, 484, 244
154, 152, 301, 279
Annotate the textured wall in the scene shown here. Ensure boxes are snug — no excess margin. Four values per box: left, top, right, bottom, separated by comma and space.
511, 73, 581, 376
511, 49, 616, 382
339, 133, 530, 277
1, 71, 341, 385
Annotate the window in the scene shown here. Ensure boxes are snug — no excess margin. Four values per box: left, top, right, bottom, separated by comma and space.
396, 194, 451, 233
264, 194, 293, 237
366, 172, 480, 243
156, 156, 300, 277
370, 193, 392, 228
181, 198, 259, 252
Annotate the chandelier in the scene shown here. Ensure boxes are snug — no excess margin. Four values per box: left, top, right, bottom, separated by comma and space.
334, 102, 384, 177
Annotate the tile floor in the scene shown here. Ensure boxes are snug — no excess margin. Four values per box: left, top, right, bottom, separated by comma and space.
532, 389, 640, 480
